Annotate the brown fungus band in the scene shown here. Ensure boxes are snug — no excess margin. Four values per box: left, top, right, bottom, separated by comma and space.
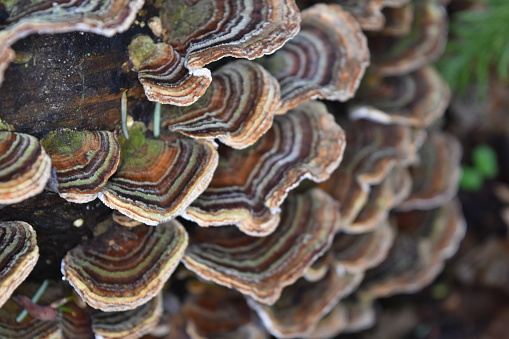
162, 60, 281, 149
41, 130, 120, 204
183, 189, 339, 305
351, 66, 451, 128
319, 119, 424, 231
0, 303, 59, 338
260, 4, 370, 114
332, 219, 395, 274
62, 221, 188, 311
350, 165, 412, 232
90, 293, 163, 339
184, 101, 345, 236
367, 0, 447, 75
0, 221, 39, 308
161, 0, 301, 70
128, 35, 212, 106
381, 2, 414, 36
177, 283, 267, 339
0, 0, 144, 86
397, 132, 462, 211
360, 200, 465, 298
0, 131, 51, 205
99, 122, 218, 225
247, 269, 364, 338
59, 301, 94, 338
335, 0, 386, 31
308, 298, 376, 338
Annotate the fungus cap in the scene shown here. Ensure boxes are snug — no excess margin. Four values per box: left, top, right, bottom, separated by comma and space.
185, 101, 345, 236
162, 60, 280, 149
0, 221, 39, 308
62, 221, 188, 311
41, 130, 120, 203
0, 131, 51, 205
260, 4, 370, 114
183, 189, 339, 304
99, 123, 218, 225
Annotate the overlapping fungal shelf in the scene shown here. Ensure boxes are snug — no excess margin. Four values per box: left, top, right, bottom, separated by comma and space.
0, 222, 39, 308
62, 220, 188, 311
184, 101, 346, 236
0, 0, 466, 337
260, 3, 370, 113
352, 66, 451, 127
183, 189, 339, 304
162, 60, 281, 149
90, 293, 163, 339
334, 0, 386, 31
0, 131, 51, 205
128, 35, 213, 106
41, 130, 121, 203
367, 0, 448, 75
98, 122, 218, 225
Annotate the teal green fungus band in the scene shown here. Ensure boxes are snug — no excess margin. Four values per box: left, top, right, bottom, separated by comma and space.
41, 130, 120, 204
183, 189, 339, 305
184, 101, 345, 236
62, 220, 188, 312
0, 221, 39, 309
162, 60, 280, 149
99, 122, 218, 225
259, 4, 369, 114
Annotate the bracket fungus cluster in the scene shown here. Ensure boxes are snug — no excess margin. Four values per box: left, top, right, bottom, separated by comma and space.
98, 122, 218, 225
62, 220, 188, 311
183, 189, 339, 304
128, 0, 300, 106
184, 101, 346, 236
161, 60, 281, 149
0, 0, 466, 338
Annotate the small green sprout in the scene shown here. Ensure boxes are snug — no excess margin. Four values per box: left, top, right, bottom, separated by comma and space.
472, 144, 498, 179
460, 144, 499, 191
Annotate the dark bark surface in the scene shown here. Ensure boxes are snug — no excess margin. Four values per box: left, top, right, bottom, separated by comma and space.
0, 25, 154, 138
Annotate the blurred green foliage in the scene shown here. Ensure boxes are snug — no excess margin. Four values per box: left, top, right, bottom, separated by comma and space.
460, 144, 499, 191
436, 0, 509, 97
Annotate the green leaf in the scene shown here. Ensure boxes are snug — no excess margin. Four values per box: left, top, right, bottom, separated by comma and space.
460, 166, 484, 191
472, 144, 498, 179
